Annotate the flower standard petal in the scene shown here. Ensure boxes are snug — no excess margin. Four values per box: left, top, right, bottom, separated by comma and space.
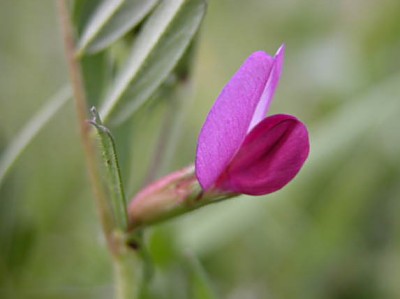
215, 114, 310, 195
196, 52, 276, 190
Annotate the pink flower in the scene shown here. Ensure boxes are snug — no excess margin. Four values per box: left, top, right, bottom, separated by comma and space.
128, 45, 310, 228
195, 45, 310, 196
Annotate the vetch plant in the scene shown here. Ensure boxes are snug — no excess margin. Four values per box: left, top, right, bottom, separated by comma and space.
128, 45, 310, 228
56, 0, 308, 297
4, 1, 399, 298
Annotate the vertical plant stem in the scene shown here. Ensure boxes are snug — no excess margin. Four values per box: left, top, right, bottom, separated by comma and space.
113, 232, 142, 299
57, 0, 113, 241
57, 1, 139, 298
115, 255, 138, 299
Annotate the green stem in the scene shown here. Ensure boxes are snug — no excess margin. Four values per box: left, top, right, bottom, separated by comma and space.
113, 232, 141, 299
115, 256, 138, 299
57, 2, 140, 298
57, 0, 113, 239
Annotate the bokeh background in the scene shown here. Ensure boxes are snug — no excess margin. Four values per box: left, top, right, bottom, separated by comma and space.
1, 0, 400, 298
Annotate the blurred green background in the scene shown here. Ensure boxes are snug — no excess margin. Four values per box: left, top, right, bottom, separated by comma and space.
1, 0, 400, 298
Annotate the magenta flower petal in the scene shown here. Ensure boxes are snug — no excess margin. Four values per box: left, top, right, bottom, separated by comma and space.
215, 114, 310, 195
249, 45, 285, 130
196, 50, 283, 190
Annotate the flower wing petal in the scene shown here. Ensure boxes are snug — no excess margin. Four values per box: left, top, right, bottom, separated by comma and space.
196, 52, 275, 190
215, 114, 310, 195
249, 45, 285, 130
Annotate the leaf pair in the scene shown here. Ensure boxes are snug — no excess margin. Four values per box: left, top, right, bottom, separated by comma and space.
77, 0, 207, 125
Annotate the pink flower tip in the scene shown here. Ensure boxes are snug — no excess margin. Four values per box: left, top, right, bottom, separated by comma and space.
195, 45, 309, 196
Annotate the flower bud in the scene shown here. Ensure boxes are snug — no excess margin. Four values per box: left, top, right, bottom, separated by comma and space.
128, 166, 200, 229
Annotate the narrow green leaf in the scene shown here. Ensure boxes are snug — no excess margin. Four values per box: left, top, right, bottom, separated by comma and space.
89, 107, 128, 231
0, 86, 71, 187
76, 0, 123, 54
100, 0, 207, 125
77, 0, 159, 54
72, 0, 102, 34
